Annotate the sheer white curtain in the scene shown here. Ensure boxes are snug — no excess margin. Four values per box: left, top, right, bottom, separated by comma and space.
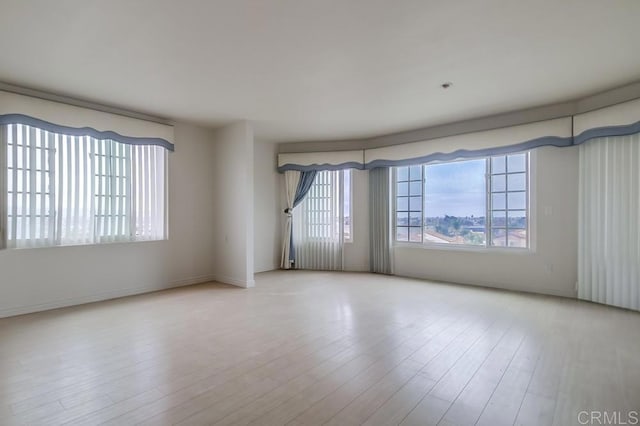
578, 133, 640, 311
293, 170, 344, 270
280, 170, 301, 269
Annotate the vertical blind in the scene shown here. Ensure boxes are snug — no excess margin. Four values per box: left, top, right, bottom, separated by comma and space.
2, 123, 166, 249
578, 132, 640, 311
369, 167, 392, 274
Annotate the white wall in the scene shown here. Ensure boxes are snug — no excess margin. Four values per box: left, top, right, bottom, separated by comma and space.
210, 121, 255, 287
253, 140, 282, 273
0, 122, 222, 318
393, 146, 579, 298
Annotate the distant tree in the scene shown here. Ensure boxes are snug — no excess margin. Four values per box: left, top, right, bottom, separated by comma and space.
465, 232, 485, 245
436, 224, 448, 235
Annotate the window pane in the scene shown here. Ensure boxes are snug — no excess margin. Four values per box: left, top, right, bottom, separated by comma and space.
396, 226, 409, 241
507, 229, 527, 248
17, 145, 25, 168
397, 167, 409, 182
409, 227, 422, 242
492, 193, 506, 210
7, 144, 13, 168
5, 124, 57, 247
409, 165, 421, 181
492, 210, 506, 227
507, 192, 526, 210
507, 172, 526, 191
409, 181, 421, 196
508, 210, 526, 228
35, 149, 44, 170
491, 228, 507, 247
424, 159, 486, 246
507, 154, 526, 172
396, 211, 409, 226
491, 156, 506, 173
409, 196, 422, 211
409, 211, 421, 226
491, 174, 506, 192
397, 182, 408, 196
16, 173, 26, 193
397, 196, 408, 211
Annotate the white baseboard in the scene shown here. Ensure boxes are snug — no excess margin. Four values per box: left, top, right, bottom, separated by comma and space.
170, 274, 218, 287
211, 274, 255, 288
0, 274, 219, 319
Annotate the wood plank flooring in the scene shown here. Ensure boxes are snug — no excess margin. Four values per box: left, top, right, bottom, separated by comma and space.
0, 271, 639, 425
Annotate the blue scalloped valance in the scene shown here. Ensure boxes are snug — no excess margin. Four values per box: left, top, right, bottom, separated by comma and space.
278, 98, 640, 172
0, 114, 175, 151
278, 150, 365, 172
0, 89, 175, 152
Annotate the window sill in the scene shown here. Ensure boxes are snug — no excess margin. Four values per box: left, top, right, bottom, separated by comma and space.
393, 241, 534, 254
0, 238, 169, 252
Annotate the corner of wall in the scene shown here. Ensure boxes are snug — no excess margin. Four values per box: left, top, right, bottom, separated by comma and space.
210, 121, 256, 285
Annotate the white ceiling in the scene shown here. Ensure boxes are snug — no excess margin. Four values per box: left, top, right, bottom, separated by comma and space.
1, 0, 639, 142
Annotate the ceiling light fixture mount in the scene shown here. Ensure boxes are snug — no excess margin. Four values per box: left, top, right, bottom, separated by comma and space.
441, 82, 453, 89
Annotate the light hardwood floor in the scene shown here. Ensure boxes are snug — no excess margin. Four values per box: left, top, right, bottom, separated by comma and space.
0, 271, 639, 426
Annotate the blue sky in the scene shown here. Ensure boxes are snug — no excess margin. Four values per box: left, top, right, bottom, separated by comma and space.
425, 159, 486, 217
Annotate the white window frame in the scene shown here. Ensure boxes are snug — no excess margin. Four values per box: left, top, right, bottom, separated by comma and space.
299, 169, 352, 243
5, 125, 57, 248
92, 139, 132, 242
487, 152, 530, 249
393, 151, 534, 252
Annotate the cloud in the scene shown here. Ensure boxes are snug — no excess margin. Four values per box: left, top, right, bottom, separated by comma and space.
424, 159, 486, 217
